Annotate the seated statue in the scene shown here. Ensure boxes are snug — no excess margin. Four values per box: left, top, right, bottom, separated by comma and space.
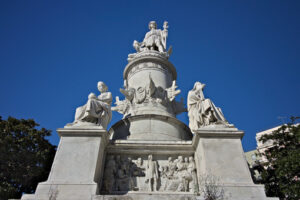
71, 81, 112, 129
142, 21, 167, 52
187, 82, 227, 132
128, 21, 172, 61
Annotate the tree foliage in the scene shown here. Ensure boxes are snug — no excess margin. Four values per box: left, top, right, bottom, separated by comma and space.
258, 117, 300, 200
0, 116, 56, 200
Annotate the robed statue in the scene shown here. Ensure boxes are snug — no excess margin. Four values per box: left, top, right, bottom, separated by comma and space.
71, 81, 112, 129
133, 21, 172, 54
187, 82, 227, 132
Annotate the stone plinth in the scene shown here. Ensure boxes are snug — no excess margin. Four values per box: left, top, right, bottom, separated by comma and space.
21, 127, 109, 200
193, 126, 274, 200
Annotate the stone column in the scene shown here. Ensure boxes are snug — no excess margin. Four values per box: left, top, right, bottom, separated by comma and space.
21, 127, 109, 200
193, 127, 271, 200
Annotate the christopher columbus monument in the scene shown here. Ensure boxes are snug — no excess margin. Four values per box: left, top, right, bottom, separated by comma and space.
21, 21, 277, 200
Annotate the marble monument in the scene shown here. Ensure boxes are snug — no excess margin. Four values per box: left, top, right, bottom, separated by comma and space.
21, 21, 278, 200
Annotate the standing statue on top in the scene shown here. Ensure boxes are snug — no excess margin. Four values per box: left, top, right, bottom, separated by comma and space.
70, 81, 112, 129
130, 21, 172, 59
187, 82, 228, 132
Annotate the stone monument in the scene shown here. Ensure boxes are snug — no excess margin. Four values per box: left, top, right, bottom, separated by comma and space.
21, 21, 278, 200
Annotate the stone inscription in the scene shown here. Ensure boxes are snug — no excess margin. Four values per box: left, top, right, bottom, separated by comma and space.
102, 155, 198, 194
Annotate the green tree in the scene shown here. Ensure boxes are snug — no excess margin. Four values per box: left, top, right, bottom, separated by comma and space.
0, 116, 56, 200
258, 117, 300, 200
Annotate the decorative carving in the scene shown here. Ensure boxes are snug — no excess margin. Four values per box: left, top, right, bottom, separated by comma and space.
127, 62, 171, 80
136, 87, 146, 103
112, 87, 136, 117
187, 82, 228, 132
112, 76, 186, 118
67, 81, 112, 129
166, 81, 181, 102
101, 155, 198, 194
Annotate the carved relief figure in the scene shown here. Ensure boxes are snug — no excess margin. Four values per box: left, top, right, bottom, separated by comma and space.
176, 156, 188, 191
103, 156, 117, 193
145, 155, 158, 191
187, 82, 227, 132
187, 156, 198, 193
101, 155, 198, 193
71, 81, 112, 129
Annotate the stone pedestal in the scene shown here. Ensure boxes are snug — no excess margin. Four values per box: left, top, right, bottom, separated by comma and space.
21, 127, 109, 200
193, 126, 274, 200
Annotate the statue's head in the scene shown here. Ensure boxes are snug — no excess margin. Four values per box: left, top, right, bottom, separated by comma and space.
178, 156, 183, 162
193, 81, 205, 91
137, 157, 143, 165
97, 81, 108, 93
184, 157, 189, 162
148, 21, 157, 30
148, 154, 153, 160
189, 156, 194, 162
168, 157, 172, 162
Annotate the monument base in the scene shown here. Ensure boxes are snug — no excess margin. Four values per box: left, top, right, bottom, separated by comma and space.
21, 182, 98, 200
193, 127, 278, 200
21, 127, 109, 200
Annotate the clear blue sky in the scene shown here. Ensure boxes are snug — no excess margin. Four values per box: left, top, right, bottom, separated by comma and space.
0, 1, 299, 151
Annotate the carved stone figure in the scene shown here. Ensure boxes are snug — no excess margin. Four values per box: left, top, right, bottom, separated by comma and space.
116, 162, 129, 191
176, 156, 188, 191
187, 156, 198, 193
71, 81, 112, 129
167, 157, 176, 178
103, 156, 116, 193
129, 21, 172, 61
133, 158, 145, 176
145, 155, 158, 192
142, 21, 167, 52
187, 82, 227, 132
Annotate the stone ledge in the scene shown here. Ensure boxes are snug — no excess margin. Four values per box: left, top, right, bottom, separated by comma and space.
93, 193, 202, 200
193, 127, 244, 138
57, 127, 108, 137
106, 140, 194, 154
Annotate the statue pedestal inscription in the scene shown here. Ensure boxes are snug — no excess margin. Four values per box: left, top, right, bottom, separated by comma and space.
21, 21, 277, 200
